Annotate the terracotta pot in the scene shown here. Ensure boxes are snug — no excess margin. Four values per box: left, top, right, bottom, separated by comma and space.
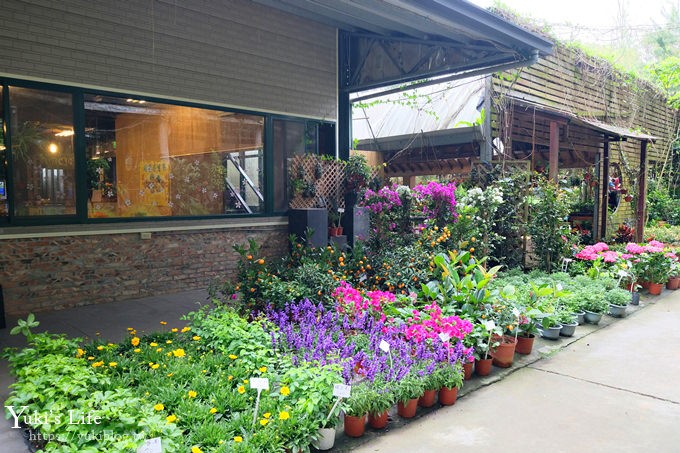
490, 335, 517, 368
368, 410, 389, 429
648, 282, 663, 295
515, 334, 535, 355
475, 358, 492, 376
462, 361, 474, 380
438, 387, 458, 406
397, 398, 418, 418
343, 414, 366, 438
418, 389, 437, 408
667, 277, 680, 290
336, 226, 344, 236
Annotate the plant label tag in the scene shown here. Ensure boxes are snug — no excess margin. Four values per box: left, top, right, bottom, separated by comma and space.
136, 438, 162, 453
333, 383, 352, 398
438, 332, 451, 343
379, 340, 390, 352
250, 377, 269, 390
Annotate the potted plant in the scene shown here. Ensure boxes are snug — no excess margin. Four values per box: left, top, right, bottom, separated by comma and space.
328, 207, 344, 237
365, 378, 394, 430
561, 293, 585, 324
394, 370, 426, 418
418, 365, 439, 408
605, 288, 630, 318
640, 251, 671, 295
343, 381, 371, 438
472, 320, 500, 376
580, 291, 609, 324
538, 313, 563, 340
666, 259, 679, 290
555, 309, 578, 337
432, 362, 464, 406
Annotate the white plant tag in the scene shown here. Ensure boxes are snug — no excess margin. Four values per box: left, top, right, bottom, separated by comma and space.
438, 332, 451, 343
250, 377, 270, 390
136, 438, 162, 453
379, 339, 390, 352
333, 383, 352, 398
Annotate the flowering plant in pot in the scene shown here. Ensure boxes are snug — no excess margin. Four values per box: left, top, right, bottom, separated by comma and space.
431, 362, 464, 406
364, 377, 395, 429
342, 381, 372, 438
393, 370, 426, 418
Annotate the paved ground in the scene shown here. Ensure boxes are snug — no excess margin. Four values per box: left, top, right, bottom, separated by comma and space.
1, 287, 679, 452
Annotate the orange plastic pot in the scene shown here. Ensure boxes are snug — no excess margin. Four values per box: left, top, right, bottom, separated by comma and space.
368, 411, 389, 429
397, 398, 418, 418
438, 387, 458, 406
343, 414, 366, 438
418, 389, 437, 408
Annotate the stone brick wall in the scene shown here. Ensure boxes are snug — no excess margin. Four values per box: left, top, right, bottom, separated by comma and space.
0, 223, 288, 315
0, 0, 337, 119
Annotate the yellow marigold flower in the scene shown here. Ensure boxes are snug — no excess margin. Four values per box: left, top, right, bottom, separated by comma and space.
160, 321, 167, 325
279, 411, 290, 420
156, 348, 163, 352
234, 436, 243, 443
237, 385, 246, 394
228, 354, 238, 360
166, 352, 172, 357
131, 337, 140, 347
96, 345, 104, 351
87, 356, 95, 361
228, 375, 234, 381
107, 343, 114, 347
166, 340, 172, 344
172, 348, 186, 358
127, 327, 134, 331
171, 328, 178, 333
259, 366, 267, 373
192, 336, 201, 341
280, 386, 290, 396
191, 447, 203, 453
150, 342, 158, 347
153, 403, 164, 411
260, 418, 269, 426
243, 379, 248, 384
92, 361, 104, 368
209, 407, 217, 414
151, 363, 160, 370
166, 414, 177, 423
263, 412, 271, 419
108, 362, 117, 367
76, 348, 84, 358
188, 390, 197, 398
181, 327, 191, 333
133, 348, 141, 353
167, 373, 173, 377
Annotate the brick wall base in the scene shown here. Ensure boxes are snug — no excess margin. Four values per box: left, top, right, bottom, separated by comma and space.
0, 225, 287, 315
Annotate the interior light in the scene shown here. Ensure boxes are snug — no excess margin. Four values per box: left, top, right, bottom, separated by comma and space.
48, 143, 58, 154
55, 129, 74, 137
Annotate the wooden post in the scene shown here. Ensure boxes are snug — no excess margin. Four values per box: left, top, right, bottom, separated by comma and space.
549, 121, 559, 182
635, 140, 648, 242
405, 176, 417, 188
600, 140, 610, 240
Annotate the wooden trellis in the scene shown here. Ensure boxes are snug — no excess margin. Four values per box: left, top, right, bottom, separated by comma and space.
288, 155, 384, 209
288, 155, 346, 209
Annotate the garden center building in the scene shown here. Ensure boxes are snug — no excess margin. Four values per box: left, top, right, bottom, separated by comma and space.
0, 0, 551, 316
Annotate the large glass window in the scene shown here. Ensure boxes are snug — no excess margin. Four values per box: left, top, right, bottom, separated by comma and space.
9, 87, 75, 217
84, 95, 264, 218
0, 86, 7, 219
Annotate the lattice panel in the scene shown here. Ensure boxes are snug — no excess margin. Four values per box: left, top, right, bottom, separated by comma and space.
288, 155, 346, 209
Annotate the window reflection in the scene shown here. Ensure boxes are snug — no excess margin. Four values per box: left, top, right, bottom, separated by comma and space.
84, 95, 264, 218
9, 87, 75, 216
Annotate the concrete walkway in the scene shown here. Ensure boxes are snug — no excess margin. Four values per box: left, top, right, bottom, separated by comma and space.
1, 288, 679, 452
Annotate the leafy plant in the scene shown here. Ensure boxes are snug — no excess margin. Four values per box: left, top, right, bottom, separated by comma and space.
605, 288, 631, 306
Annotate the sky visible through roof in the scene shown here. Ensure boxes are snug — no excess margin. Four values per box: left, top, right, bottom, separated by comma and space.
468, 0, 674, 44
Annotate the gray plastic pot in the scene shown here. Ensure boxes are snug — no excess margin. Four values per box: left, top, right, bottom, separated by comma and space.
630, 292, 640, 306
572, 310, 586, 325
609, 304, 627, 318
559, 321, 578, 337
584, 310, 603, 324
540, 324, 562, 340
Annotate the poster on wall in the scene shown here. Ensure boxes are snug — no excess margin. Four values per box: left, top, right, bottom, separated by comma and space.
140, 161, 169, 207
